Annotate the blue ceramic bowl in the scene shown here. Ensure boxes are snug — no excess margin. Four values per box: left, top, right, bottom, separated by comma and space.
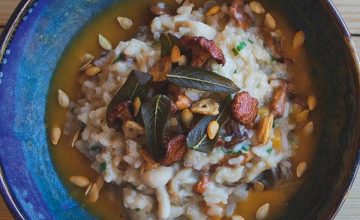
0, 0, 359, 219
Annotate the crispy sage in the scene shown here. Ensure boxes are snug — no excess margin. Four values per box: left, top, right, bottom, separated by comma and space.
167, 66, 240, 94
186, 97, 231, 153
141, 95, 171, 161
106, 70, 152, 128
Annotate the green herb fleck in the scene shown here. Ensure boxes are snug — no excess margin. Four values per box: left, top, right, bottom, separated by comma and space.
266, 147, 273, 154
100, 162, 107, 172
112, 53, 126, 64
232, 41, 247, 55
248, 39, 255, 44
232, 48, 239, 56
237, 42, 247, 51
135, 208, 140, 212
240, 145, 250, 153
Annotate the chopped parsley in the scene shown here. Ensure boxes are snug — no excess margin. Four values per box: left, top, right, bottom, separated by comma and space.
100, 162, 107, 172
232, 41, 247, 55
112, 53, 126, 64
266, 147, 273, 154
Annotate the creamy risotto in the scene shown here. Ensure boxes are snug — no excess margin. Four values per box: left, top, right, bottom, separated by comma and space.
49, 0, 317, 219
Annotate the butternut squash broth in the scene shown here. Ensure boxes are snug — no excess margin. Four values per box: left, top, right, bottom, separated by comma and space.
46, 0, 318, 219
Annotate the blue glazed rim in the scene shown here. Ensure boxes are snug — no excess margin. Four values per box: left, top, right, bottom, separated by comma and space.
0, 0, 360, 220
0, 1, 36, 219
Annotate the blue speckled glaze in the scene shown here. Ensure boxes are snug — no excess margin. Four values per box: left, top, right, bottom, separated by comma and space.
0, 0, 119, 219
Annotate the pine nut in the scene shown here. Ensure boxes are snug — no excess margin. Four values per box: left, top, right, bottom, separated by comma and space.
256, 203, 270, 220
293, 31, 306, 49
57, 89, 70, 108
117, 16, 133, 30
69, 176, 90, 188
51, 127, 61, 145
206, 5, 221, 16
181, 109, 193, 128
264, 13, 276, 30
307, 95, 317, 111
88, 183, 99, 202
296, 161, 307, 177
98, 34, 112, 51
250, 1, 265, 14
303, 121, 314, 134
207, 120, 219, 140
85, 66, 101, 76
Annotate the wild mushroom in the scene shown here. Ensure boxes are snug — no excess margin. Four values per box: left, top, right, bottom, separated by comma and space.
229, 0, 251, 29
179, 36, 226, 67
141, 166, 174, 219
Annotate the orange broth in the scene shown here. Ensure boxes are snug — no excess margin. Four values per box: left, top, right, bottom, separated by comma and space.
46, 0, 318, 219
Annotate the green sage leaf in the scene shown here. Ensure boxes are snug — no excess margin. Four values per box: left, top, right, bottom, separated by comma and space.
167, 66, 240, 94
141, 95, 171, 161
106, 70, 152, 127
186, 96, 232, 153
160, 33, 172, 57
160, 33, 184, 57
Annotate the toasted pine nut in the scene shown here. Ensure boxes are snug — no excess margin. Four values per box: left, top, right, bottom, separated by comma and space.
51, 127, 61, 145
206, 5, 221, 16
293, 31, 306, 49
57, 89, 70, 108
232, 216, 245, 220
307, 95, 317, 111
207, 120, 220, 140
85, 66, 101, 76
256, 203, 270, 220
264, 13, 276, 30
250, 1, 265, 14
88, 183, 99, 202
181, 109, 193, 128
98, 34, 112, 51
117, 16, 133, 30
303, 121, 314, 134
69, 176, 90, 188
171, 45, 181, 63
254, 181, 265, 192
296, 161, 307, 177
179, 55, 187, 66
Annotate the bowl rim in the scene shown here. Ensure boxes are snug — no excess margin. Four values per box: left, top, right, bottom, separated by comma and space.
0, 0, 360, 219
0, 0, 36, 218
323, 0, 360, 219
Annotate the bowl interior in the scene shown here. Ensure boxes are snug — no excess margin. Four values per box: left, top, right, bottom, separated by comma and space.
0, 0, 359, 219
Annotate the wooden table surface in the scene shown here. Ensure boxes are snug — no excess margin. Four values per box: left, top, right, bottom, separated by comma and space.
0, 0, 360, 219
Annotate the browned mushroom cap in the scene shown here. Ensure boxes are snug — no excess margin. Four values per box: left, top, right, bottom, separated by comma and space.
107, 101, 134, 130
179, 36, 226, 67
229, 0, 251, 29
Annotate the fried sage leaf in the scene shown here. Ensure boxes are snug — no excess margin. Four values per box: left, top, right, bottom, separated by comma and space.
106, 70, 152, 128
160, 33, 172, 57
160, 33, 185, 57
141, 95, 171, 161
186, 97, 231, 153
167, 66, 240, 94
